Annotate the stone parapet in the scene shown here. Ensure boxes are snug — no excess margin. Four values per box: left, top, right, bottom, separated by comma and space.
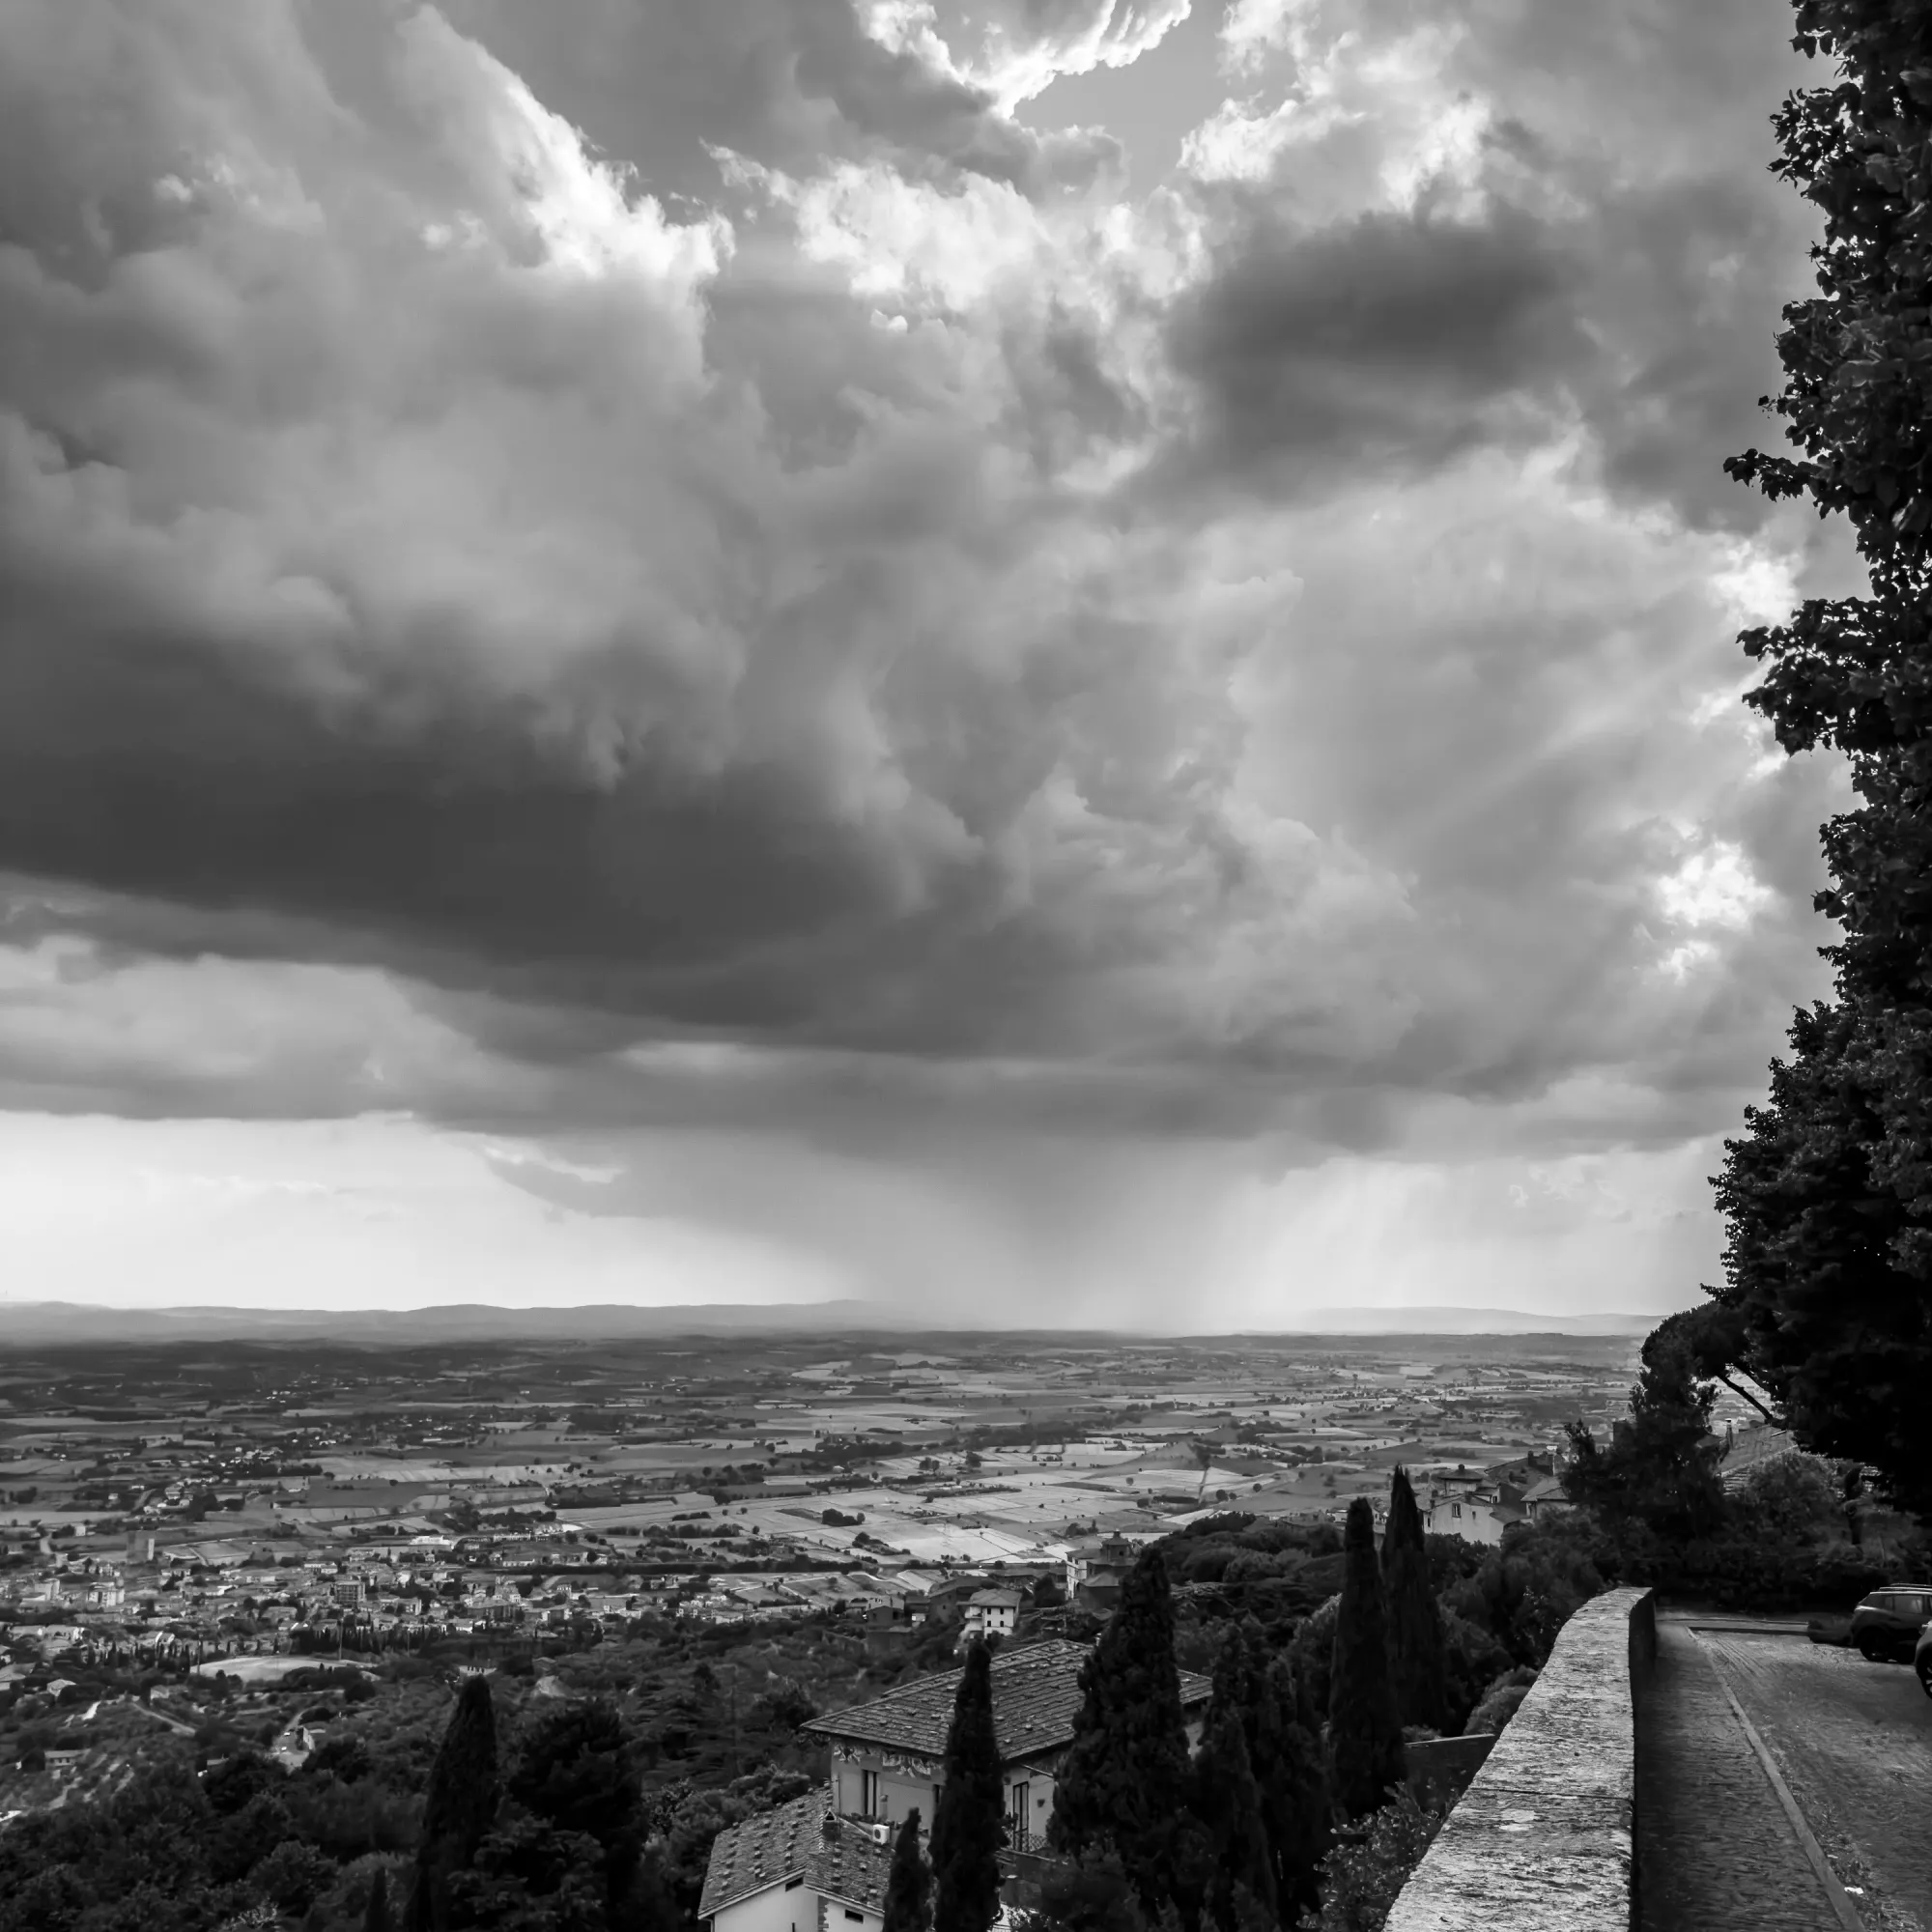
1384, 1585, 1653, 1932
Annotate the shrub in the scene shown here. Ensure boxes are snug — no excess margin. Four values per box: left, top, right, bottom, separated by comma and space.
1296, 1786, 1446, 1932
1462, 1667, 1538, 1739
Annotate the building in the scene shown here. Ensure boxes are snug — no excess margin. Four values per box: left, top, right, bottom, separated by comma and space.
1062, 1535, 1139, 1611
699, 1787, 895, 1932
800, 1637, 1211, 1853
961, 1588, 1022, 1646
1424, 1491, 1524, 1547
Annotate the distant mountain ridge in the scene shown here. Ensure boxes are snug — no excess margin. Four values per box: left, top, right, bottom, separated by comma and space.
0, 1299, 918, 1345
0, 1298, 1662, 1345
1278, 1305, 1659, 1337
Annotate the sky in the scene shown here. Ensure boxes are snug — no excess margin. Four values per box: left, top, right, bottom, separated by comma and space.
0, 0, 1867, 1326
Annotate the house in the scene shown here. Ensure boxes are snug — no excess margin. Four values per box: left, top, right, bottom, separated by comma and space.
893, 1571, 986, 1617
961, 1589, 1022, 1646
801, 1638, 1211, 1853
1518, 1474, 1568, 1520
1063, 1536, 1140, 1611
1424, 1492, 1524, 1547
699, 1787, 895, 1932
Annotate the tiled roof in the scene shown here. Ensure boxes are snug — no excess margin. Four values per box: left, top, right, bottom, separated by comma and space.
698, 1788, 821, 1918
809, 1809, 896, 1914
803, 1638, 1212, 1764
697, 1788, 897, 1921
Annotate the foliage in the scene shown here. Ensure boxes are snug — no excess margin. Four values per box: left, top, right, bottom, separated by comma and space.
1378, 1471, 1446, 1734
1705, 0, 1932, 1519
365, 1866, 396, 1932
882, 1810, 932, 1932
249, 1837, 336, 1914
1049, 1551, 1205, 1919
1435, 1613, 1515, 1738
1561, 1337, 1727, 1543
1013, 1848, 1166, 1932
930, 1643, 1005, 1932
1326, 1501, 1405, 1825
1189, 1702, 1274, 1932
1295, 1787, 1446, 1932
1734, 1450, 1846, 1542
505, 1699, 642, 1911
1462, 1667, 1538, 1740
408, 1677, 499, 1932
1202, 1620, 1328, 1923
1286, 1597, 1341, 1724
1437, 1514, 1613, 1673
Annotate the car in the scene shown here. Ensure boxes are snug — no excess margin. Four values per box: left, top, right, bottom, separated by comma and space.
1912, 1622, 1932, 1697
1850, 1585, 1932, 1662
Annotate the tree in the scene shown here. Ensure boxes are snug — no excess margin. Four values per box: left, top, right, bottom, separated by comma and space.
1378, 1470, 1446, 1734
1708, 0, 1932, 1519
1202, 1620, 1328, 1923
883, 1810, 933, 1932
1049, 1550, 1203, 1918
1189, 1703, 1274, 1932
364, 1867, 394, 1932
1262, 1654, 1332, 1924
408, 1675, 500, 1932
506, 1698, 642, 1911
931, 1642, 1005, 1932
1326, 1499, 1405, 1824
1559, 1334, 1726, 1543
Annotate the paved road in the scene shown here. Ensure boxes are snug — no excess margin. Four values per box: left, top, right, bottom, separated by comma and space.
1637, 1617, 1932, 1932
1637, 1620, 1848, 1931
1703, 1628, 1932, 1932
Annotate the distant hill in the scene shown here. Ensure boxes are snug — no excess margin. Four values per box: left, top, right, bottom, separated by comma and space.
0, 1298, 1661, 1347
0, 1299, 927, 1346
1274, 1306, 1659, 1337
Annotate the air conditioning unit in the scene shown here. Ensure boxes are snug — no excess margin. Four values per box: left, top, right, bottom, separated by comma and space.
869, 1822, 892, 1847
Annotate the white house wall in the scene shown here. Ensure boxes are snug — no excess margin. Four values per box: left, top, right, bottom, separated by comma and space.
713, 1877, 810, 1932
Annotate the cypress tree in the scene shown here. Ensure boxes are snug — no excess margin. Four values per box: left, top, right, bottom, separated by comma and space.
931, 1642, 1005, 1932
408, 1674, 499, 1932
1206, 1620, 1329, 1923
1263, 1654, 1331, 1924
1327, 1497, 1406, 1822
1190, 1701, 1274, 1932
363, 1869, 392, 1932
1380, 1468, 1447, 1732
1049, 1548, 1200, 1918
883, 1808, 933, 1932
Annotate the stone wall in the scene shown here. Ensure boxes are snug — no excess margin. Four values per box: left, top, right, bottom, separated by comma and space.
1383, 1585, 1653, 1932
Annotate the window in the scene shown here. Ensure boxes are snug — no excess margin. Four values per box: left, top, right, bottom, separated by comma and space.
861, 1770, 881, 1817
844, 1913, 865, 1922
784, 1878, 805, 1891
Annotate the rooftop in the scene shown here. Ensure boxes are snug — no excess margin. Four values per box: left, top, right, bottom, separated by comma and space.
803, 1637, 1211, 1764
697, 1788, 895, 1920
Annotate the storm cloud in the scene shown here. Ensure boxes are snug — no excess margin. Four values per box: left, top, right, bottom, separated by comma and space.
0, 0, 1863, 1319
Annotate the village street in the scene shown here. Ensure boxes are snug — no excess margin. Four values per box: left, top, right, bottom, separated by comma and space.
1639, 1615, 1932, 1932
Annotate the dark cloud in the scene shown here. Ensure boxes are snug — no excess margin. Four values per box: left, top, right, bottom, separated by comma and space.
0, 0, 1854, 1190
1160, 199, 1593, 491
416, 0, 1065, 198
